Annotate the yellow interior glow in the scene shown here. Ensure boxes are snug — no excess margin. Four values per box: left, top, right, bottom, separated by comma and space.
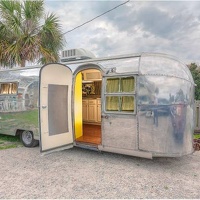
74, 72, 83, 139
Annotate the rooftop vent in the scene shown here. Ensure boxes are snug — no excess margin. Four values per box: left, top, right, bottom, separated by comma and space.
60, 48, 95, 62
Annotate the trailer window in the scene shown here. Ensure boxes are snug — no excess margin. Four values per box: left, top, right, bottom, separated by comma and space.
105, 76, 135, 113
0, 82, 18, 95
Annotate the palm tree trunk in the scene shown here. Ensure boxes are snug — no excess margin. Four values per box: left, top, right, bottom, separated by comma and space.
21, 59, 26, 67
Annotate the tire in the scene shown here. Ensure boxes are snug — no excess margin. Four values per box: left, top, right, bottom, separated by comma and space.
20, 130, 39, 148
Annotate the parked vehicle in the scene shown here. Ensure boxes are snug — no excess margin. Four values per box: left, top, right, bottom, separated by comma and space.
0, 49, 195, 158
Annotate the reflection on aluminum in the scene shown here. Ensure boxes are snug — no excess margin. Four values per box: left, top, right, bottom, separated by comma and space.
138, 54, 194, 156
0, 68, 40, 139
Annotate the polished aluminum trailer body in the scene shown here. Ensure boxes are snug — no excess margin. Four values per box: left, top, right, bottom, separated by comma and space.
0, 67, 40, 140
0, 53, 195, 158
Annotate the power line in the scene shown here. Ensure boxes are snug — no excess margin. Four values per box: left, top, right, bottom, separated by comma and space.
62, 0, 130, 35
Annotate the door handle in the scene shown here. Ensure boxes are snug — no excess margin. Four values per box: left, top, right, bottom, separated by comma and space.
42, 105, 47, 109
101, 115, 109, 119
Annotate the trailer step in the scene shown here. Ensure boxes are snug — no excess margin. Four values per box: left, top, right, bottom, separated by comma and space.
75, 142, 99, 151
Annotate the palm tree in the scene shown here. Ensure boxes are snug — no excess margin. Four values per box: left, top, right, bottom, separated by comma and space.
0, 0, 63, 67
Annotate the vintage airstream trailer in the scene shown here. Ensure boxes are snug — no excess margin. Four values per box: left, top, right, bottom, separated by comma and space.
0, 50, 195, 158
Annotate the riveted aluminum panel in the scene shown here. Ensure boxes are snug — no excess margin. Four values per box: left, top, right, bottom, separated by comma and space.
139, 54, 194, 83
138, 75, 194, 155
102, 115, 137, 150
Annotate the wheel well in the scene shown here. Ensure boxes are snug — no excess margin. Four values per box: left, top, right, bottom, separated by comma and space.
16, 129, 23, 136
16, 129, 33, 136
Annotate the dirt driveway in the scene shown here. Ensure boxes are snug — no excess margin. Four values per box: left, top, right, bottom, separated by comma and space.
0, 146, 200, 199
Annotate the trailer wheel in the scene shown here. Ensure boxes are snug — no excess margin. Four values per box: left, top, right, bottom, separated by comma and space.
20, 131, 39, 148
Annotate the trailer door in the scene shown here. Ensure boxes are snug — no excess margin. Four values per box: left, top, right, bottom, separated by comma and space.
101, 76, 137, 150
39, 63, 73, 152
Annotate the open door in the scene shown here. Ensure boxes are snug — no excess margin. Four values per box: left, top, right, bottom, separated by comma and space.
39, 63, 73, 152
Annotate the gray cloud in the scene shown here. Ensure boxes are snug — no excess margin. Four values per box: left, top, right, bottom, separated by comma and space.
45, 1, 200, 64
136, 6, 176, 38
135, 6, 198, 40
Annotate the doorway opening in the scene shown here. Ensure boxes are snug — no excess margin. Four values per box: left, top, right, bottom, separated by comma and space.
74, 68, 102, 146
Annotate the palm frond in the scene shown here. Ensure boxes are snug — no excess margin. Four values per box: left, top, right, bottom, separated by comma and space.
0, 0, 63, 67
22, 0, 44, 21
40, 13, 64, 50
0, 1, 22, 36
22, 0, 43, 34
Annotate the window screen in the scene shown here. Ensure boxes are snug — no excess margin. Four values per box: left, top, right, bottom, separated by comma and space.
48, 84, 69, 135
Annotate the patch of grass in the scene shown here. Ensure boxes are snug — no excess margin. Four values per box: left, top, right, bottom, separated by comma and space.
0, 134, 20, 142
194, 134, 200, 139
0, 144, 20, 150
0, 134, 21, 150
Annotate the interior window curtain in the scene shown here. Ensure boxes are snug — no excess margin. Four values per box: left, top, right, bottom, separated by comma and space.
106, 96, 119, 111
121, 77, 134, 92
106, 78, 119, 93
121, 96, 134, 111
106, 77, 135, 113
11, 83, 17, 94
8, 84, 12, 94
1, 84, 9, 94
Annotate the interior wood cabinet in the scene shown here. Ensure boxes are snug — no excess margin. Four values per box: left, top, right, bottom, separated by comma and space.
97, 99, 101, 122
82, 100, 88, 121
88, 99, 97, 122
82, 99, 101, 123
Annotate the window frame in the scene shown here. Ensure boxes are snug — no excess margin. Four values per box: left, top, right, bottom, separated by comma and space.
0, 81, 19, 96
104, 75, 136, 115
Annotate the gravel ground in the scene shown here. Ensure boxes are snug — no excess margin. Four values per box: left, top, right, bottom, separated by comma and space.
0, 146, 200, 199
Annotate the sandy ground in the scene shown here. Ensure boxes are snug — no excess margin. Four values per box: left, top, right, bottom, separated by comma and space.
0, 146, 200, 199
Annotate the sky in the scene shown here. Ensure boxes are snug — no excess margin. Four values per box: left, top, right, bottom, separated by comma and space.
45, 0, 200, 65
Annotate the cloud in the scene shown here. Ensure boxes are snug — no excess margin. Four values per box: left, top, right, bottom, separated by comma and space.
45, 1, 200, 64
136, 6, 176, 38
135, 4, 200, 41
